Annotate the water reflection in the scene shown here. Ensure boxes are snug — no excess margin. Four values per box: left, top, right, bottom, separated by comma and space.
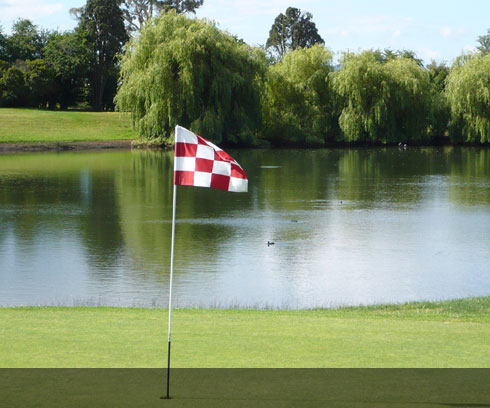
0, 148, 489, 307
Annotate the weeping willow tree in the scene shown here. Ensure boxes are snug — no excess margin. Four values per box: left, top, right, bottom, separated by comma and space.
334, 52, 386, 143
384, 58, 433, 143
333, 51, 432, 144
262, 44, 339, 146
115, 11, 266, 145
446, 53, 490, 144
426, 61, 451, 141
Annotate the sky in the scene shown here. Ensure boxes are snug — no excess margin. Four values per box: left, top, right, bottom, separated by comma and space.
1, 0, 488, 64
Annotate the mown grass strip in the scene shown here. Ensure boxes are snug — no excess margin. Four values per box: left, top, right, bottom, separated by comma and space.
1, 297, 489, 368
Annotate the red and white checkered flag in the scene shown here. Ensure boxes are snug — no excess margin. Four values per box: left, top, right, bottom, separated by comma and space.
173, 126, 248, 193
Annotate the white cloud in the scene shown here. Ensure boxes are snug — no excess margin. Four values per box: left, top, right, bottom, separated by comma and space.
439, 25, 466, 40
0, 0, 64, 28
417, 47, 442, 62
440, 26, 452, 38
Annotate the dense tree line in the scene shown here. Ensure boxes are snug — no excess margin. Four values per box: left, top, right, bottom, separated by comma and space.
0, 0, 202, 110
2, 3, 490, 145
0, 11, 123, 110
117, 11, 490, 146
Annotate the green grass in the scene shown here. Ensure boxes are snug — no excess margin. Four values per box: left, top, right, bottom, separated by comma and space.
3, 369, 489, 407
1, 297, 489, 368
0, 108, 136, 142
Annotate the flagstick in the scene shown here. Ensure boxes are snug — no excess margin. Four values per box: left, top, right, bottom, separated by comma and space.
163, 183, 177, 399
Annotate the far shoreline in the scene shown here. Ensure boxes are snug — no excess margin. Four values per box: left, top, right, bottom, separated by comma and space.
0, 139, 133, 153
3, 140, 490, 154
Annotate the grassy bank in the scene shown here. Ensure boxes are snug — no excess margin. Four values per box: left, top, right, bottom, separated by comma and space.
1, 297, 489, 368
0, 108, 136, 143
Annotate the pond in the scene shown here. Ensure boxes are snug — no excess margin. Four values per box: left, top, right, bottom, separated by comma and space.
0, 147, 489, 308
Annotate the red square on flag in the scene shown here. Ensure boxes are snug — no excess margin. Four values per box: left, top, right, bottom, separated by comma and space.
175, 142, 197, 158
174, 171, 194, 186
195, 158, 214, 173
210, 174, 231, 191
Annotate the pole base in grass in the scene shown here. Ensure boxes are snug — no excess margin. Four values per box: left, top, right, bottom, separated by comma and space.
160, 395, 172, 400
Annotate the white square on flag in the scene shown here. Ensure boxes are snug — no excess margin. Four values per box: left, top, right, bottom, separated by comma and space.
194, 171, 212, 187
196, 144, 215, 160
173, 126, 248, 193
175, 156, 195, 172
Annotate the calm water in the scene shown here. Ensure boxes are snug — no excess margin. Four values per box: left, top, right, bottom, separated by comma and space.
0, 147, 489, 308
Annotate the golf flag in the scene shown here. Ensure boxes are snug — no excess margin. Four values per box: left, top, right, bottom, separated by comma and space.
174, 125, 248, 193
164, 125, 247, 399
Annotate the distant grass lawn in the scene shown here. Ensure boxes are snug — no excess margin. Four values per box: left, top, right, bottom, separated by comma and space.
0, 108, 136, 143
1, 297, 489, 368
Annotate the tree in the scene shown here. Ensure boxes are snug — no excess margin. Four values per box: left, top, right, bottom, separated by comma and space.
115, 11, 266, 145
477, 29, 490, 55
0, 26, 8, 61
333, 51, 432, 144
262, 44, 339, 146
446, 54, 490, 143
0, 60, 8, 74
334, 52, 387, 143
121, 0, 203, 33
426, 60, 449, 91
384, 58, 433, 143
158, 0, 204, 13
5, 19, 48, 62
0, 66, 27, 107
266, 7, 324, 59
76, 0, 128, 110
374, 48, 423, 66
121, 0, 157, 33
426, 60, 450, 140
44, 31, 91, 109
24, 59, 57, 108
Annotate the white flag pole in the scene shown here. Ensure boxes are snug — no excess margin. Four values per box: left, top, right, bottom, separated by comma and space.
163, 128, 179, 400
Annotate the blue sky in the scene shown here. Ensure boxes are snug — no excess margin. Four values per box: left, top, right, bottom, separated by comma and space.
1, 0, 488, 64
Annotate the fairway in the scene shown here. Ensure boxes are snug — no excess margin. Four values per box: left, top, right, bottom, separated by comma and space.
0, 108, 136, 143
1, 297, 489, 368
